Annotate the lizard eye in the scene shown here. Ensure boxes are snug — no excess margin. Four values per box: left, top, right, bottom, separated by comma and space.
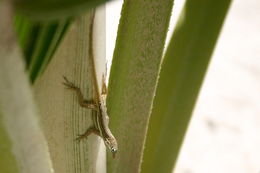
111, 148, 117, 153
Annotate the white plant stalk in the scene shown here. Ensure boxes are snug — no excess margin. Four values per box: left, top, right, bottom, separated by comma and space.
0, 1, 54, 173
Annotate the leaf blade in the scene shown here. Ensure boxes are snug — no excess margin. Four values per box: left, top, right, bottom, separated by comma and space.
107, 0, 174, 172
141, 0, 232, 172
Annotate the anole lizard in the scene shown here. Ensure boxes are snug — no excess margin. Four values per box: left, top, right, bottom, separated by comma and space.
62, 11, 118, 158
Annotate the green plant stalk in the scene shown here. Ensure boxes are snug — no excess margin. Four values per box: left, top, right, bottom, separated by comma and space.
14, 16, 41, 65
14, 16, 71, 83
141, 0, 232, 173
13, 0, 108, 20
14, 0, 109, 84
0, 114, 19, 173
28, 20, 71, 83
37, 20, 71, 76
107, 0, 174, 172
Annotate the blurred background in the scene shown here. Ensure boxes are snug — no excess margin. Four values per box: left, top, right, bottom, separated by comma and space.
106, 0, 260, 172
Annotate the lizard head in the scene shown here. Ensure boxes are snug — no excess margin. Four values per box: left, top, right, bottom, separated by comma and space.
104, 137, 118, 158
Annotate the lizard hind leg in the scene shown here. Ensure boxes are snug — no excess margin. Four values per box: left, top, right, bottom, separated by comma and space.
62, 76, 97, 110
76, 127, 100, 142
62, 76, 79, 90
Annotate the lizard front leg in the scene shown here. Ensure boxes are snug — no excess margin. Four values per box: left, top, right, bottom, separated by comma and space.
76, 126, 101, 141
